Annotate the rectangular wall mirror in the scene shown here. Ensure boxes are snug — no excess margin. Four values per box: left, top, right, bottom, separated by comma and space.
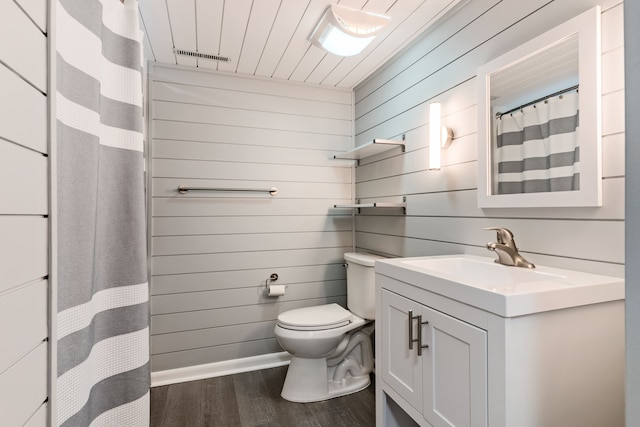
477, 6, 602, 208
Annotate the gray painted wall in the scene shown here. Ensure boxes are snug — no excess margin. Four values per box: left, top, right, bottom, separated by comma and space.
147, 63, 355, 372
353, 0, 625, 279
0, 1, 49, 425
625, 0, 639, 424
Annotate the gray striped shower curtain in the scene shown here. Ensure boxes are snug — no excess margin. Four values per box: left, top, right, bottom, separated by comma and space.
56, 0, 149, 425
495, 91, 580, 194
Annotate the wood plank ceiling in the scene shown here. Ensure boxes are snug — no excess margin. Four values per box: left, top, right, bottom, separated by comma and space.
138, 0, 463, 89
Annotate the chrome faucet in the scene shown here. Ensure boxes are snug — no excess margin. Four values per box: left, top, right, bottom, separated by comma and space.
485, 227, 535, 268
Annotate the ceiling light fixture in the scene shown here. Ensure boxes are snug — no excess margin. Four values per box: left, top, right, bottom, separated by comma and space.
309, 5, 390, 57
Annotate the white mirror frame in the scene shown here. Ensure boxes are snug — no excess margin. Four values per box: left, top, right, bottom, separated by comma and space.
477, 6, 602, 208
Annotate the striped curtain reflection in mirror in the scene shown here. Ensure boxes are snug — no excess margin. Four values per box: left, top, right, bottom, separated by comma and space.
495, 91, 580, 194
55, 0, 149, 425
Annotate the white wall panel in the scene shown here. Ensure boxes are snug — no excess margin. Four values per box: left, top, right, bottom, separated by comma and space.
151, 281, 346, 315
602, 48, 625, 94
152, 120, 350, 152
152, 216, 352, 237
357, 78, 477, 145
0, 1, 47, 92
0, 1, 49, 423
151, 264, 347, 295
152, 231, 352, 256
355, 231, 624, 277
353, 0, 624, 277
603, 134, 625, 178
0, 342, 47, 427
0, 65, 47, 153
152, 196, 351, 217
23, 403, 48, 427
151, 296, 346, 335
601, 3, 624, 53
153, 100, 351, 136
356, 216, 624, 263
148, 63, 354, 372
0, 280, 47, 373
0, 139, 48, 214
151, 64, 352, 104
152, 321, 278, 354
602, 90, 625, 136
356, 162, 477, 198
152, 159, 350, 183
152, 139, 346, 166
355, 133, 477, 182
402, 178, 625, 221
152, 247, 349, 276
0, 217, 48, 293
15, 0, 47, 32
152, 81, 351, 120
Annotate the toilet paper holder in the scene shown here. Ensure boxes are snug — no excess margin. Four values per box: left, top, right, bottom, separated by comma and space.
266, 273, 286, 296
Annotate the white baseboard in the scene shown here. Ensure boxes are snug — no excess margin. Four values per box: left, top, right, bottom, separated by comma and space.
150, 352, 291, 387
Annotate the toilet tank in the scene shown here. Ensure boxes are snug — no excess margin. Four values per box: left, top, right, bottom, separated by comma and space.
344, 252, 385, 320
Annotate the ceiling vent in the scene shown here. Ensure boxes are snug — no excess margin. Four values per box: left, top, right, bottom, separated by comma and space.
173, 49, 231, 63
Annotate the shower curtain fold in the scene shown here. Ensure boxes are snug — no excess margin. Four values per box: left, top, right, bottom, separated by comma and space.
56, 0, 149, 426
495, 91, 580, 194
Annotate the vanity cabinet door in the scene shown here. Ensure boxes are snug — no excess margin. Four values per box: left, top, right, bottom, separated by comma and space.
380, 289, 423, 412
422, 306, 488, 427
381, 288, 488, 426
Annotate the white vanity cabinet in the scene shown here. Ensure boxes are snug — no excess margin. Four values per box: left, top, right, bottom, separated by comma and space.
381, 288, 487, 427
375, 259, 625, 427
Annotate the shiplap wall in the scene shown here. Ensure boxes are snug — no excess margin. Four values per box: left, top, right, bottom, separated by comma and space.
148, 63, 354, 373
353, 0, 625, 278
0, 0, 49, 426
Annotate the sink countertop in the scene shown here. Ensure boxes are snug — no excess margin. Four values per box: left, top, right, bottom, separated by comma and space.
375, 254, 624, 317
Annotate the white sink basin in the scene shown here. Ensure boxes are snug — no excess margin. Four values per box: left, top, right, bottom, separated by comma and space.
402, 257, 565, 292
376, 255, 624, 317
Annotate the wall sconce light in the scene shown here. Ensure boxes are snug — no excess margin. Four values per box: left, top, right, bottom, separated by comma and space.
429, 102, 453, 170
309, 5, 390, 57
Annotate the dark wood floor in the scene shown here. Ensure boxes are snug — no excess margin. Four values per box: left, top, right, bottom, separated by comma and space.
150, 366, 376, 427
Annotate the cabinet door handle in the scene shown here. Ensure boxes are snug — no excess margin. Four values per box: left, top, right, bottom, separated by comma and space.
417, 315, 429, 356
408, 310, 429, 355
408, 310, 416, 350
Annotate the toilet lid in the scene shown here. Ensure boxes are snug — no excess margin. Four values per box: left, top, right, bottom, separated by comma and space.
277, 303, 352, 331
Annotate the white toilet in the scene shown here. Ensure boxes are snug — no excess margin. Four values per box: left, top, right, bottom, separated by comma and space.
274, 252, 383, 403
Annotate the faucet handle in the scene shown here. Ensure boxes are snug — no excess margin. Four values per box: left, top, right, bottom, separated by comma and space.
484, 227, 515, 245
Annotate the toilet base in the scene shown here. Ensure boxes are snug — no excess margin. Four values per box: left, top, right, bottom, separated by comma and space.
280, 356, 371, 403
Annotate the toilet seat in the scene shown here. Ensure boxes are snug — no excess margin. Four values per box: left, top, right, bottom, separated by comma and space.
277, 303, 352, 331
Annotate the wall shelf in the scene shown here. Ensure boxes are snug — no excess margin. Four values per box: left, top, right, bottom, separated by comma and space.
332, 137, 405, 163
332, 136, 406, 213
334, 197, 407, 214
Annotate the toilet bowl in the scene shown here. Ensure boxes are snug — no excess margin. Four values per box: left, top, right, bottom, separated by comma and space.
274, 252, 383, 403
